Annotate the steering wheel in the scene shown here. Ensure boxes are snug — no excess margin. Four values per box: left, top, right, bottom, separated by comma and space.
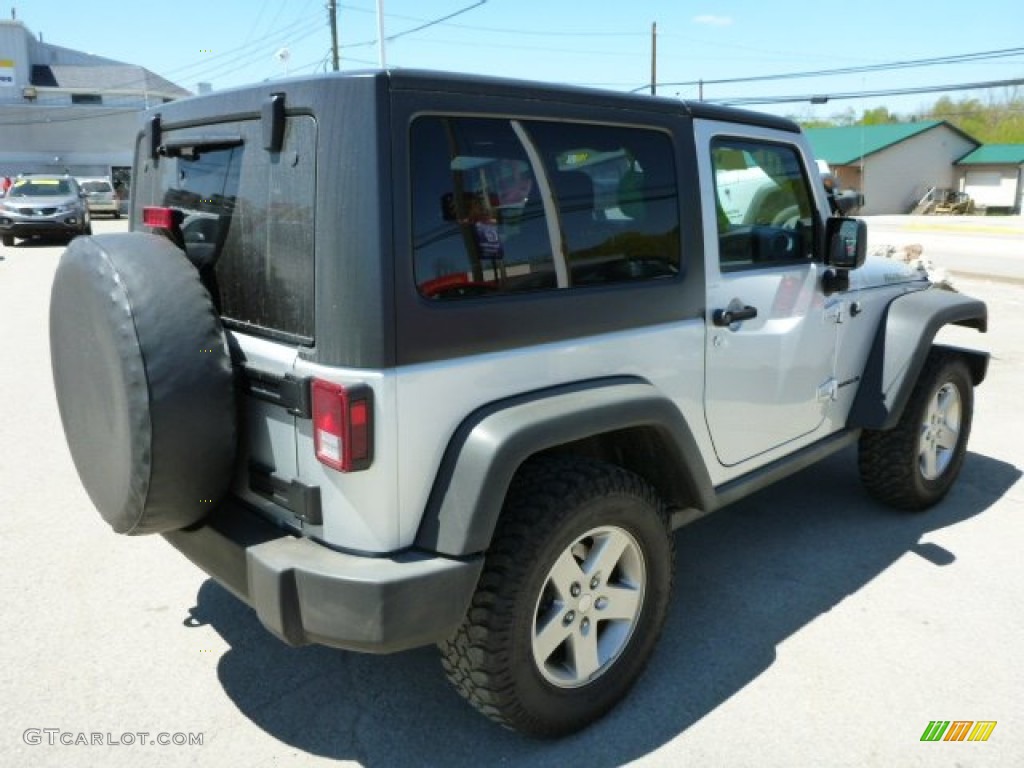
771, 204, 801, 228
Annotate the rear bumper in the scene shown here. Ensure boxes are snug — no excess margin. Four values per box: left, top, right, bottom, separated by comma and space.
163, 497, 483, 653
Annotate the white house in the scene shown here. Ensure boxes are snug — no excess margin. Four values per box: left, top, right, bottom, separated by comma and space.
805, 121, 980, 215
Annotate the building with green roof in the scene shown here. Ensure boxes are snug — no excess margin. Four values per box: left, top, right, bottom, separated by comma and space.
804, 121, 979, 214
955, 145, 1024, 213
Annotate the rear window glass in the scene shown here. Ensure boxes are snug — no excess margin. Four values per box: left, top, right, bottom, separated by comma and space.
80, 180, 113, 193
133, 117, 316, 344
411, 116, 680, 300
10, 179, 74, 196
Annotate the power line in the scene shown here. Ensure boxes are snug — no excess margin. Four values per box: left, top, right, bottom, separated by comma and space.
708, 77, 1024, 107
634, 47, 1024, 92
341, 0, 489, 49
338, 2, 642, 38
368, 34, 637, 58
153, 15, 324, 82
385, 0, 487, 42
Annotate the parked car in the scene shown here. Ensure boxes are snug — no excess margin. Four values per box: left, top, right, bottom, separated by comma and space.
0, 174, 91, 246
49, 70, 988, 737
77, 177, 121, 218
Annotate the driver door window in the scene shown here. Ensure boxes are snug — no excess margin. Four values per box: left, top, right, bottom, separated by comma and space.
712, 139, 814, 270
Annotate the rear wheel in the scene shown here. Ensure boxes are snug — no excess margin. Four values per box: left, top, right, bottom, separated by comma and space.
859, 350, 974, 510
1, 234, 13, 247
440, 456, 674, 737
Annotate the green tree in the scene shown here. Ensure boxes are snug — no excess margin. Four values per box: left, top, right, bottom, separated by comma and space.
795, 90, 1024, 143
861, 106, 899, 125
923, 91, 1024, 143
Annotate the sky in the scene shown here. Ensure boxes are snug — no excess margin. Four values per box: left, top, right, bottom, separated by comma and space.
7, 0, 1023, 121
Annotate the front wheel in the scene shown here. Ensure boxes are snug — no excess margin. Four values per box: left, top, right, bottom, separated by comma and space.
1, 234, 13, 247
440, 456, 674, 737
858, 350, 974, 510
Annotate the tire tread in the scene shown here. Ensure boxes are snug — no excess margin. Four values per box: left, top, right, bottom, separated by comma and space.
858, 349, 973, 511
439, 456, 672, 736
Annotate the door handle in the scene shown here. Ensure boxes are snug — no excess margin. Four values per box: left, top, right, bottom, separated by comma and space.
712, 305, 758, 327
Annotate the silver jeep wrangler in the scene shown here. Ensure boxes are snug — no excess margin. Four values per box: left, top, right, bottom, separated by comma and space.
50, 70, 987, 737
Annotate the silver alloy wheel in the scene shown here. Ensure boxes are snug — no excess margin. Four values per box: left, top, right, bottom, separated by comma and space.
532, 525, 646, 688
919, 381, 962, 481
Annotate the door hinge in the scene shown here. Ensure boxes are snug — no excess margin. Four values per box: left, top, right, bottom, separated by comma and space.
817, 378, 838, 402
249, 463, 322, 525
824, 301, 844, 324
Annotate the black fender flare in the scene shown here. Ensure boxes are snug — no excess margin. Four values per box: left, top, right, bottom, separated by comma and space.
414, 377, 715, 557
848, 288, 988, 431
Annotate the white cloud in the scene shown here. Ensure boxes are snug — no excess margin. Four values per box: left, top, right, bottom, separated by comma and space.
693, 15, 733, 26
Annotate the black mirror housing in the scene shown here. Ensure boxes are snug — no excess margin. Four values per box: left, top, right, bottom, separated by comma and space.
825, 217, 867, 271
833, 189, 864, 215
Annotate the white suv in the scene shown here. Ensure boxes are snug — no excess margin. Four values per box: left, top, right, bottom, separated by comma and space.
49, 70, 988, 737
76, 176, 121, 218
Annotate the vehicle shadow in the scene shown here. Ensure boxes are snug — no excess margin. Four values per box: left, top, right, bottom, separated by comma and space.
185, 447, 1020, 766
3, 235, 72, 248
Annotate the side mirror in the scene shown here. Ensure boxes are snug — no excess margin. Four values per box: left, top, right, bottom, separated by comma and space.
833, 189, 864, 215
825, 217, 866, 271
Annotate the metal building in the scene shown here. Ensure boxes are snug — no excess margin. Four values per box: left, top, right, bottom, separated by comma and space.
1, 17, 189, 190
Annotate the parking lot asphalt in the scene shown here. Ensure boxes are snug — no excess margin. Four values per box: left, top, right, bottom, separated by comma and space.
1, 219, 1022, 767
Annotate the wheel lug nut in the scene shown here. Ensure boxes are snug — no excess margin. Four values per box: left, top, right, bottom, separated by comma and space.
570, 582, 581, 598
595, 596, 608, 610
590, 576, 600, 589
581, 618, 590, 633
563, 611, 575, 625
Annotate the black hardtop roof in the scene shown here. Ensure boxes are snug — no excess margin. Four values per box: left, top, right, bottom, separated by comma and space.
385, 68, 799, 131
153, 68, 799, 134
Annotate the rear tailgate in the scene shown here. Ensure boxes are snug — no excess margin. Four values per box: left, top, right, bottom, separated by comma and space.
130, 114, 318, 530
231, 333, 310, 531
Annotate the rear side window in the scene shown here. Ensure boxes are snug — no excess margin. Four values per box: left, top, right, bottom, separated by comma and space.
134, 116, 316, 344
411, 116, 680, 300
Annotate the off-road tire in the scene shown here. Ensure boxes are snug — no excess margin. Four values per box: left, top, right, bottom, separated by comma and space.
439, 456, 673, 737
858, 349, 973, 510
50, 233, 236, 534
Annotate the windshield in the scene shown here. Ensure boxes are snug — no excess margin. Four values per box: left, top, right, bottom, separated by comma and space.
10, 179, 73, 197
81, 181, 112, 193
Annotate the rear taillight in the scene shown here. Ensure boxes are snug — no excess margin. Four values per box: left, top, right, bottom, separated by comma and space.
143, 206, 177, 229
311, 379, 374, 472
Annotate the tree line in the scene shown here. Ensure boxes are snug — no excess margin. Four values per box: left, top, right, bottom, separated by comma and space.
794, 90, 1024, 144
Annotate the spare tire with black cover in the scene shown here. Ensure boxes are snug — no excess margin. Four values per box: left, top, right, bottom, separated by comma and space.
50, 233, 236, 535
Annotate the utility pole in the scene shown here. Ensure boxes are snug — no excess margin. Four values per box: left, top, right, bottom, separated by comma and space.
650, 22, 657, 96
376, 0, 387, 68
328, 0, 340, 71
